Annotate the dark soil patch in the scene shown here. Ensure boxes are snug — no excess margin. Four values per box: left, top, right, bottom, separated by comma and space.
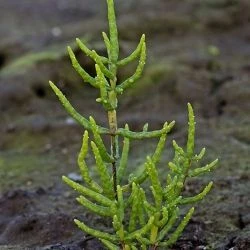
0, 189, 210, 249
0, 189, 104, 249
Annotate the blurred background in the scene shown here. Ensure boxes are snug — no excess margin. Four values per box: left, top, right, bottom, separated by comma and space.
0, 0, 250, 249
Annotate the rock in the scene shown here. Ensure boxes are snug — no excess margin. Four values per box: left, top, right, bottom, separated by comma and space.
67, 173, 82, 182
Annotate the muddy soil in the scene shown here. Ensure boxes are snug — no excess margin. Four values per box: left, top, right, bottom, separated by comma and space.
0, 0, 250, 249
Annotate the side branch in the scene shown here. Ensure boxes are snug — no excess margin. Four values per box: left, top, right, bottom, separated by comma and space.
117, 34, 145, 66
116, 121, 175, 139
117, 41, 146, 92
67, 46, 98, 88
76, 38, 109, 64
49, 81, 109, 134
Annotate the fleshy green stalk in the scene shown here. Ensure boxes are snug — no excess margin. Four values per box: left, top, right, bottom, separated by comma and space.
49, 0, 218, 249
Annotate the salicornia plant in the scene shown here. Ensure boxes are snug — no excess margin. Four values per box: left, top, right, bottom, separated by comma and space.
49, 0, 218, 249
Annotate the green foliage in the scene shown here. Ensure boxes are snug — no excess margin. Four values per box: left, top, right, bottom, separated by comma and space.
49, 0, 218, 249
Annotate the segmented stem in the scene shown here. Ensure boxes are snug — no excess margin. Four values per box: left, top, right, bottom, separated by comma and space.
49, 0, 218, 248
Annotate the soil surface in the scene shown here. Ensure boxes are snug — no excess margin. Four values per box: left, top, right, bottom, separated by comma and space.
0, 0, 250, 249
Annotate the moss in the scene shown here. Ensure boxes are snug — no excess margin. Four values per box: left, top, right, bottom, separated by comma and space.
0, 130, 62, 191
127, 60, 176, 96
0, 151, 58, 191
0, 36, 89, 77
4, 131, 47, 152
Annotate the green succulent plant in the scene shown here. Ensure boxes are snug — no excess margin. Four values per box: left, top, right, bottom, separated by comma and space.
49, 0, 218, 249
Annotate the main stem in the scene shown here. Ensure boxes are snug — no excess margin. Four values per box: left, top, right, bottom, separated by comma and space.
107, 0, 119, 200
108, 109, 118, 199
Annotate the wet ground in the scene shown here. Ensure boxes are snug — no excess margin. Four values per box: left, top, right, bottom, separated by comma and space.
0, 0, 250, 249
